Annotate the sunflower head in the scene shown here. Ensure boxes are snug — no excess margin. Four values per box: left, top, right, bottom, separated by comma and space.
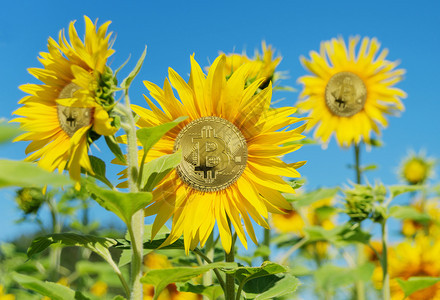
12, 16, 117, 188
219, 41, 282, 89
131, 53, 305, 253
15, 187, 45, 214
297, 36, 406, 147
399, 151, 435, 185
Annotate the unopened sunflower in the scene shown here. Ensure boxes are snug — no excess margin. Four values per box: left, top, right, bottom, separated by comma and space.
131, 54, 305, 253
12, 16, 117, 188
297, 36, 406, 147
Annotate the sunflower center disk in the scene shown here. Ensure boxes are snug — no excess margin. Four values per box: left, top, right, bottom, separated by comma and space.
325, 72, 367, 117
174, 116, 248, 192
56, 83, 93, 137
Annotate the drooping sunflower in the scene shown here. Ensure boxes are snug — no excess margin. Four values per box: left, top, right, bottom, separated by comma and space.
372, 235, 440, 299
131, 54, 306, 253
12, 16, 117, 188
219, 41, 282, 89
297, 36, 407, 147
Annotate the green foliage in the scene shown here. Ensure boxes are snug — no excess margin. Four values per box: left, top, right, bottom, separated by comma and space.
388, 184, 425, 198
314, 263, 374, 290
0, 121, 21, 144
389, 205, 431, 222
140, 151, 182, 192
178, 283, 224, 300
396, 277, 440, 298
88, 156, 113, 188
242, 274, 300, 300
0, 160, 71, 188
85, 180, 152, 226
140, 262, 237, 300
120, 46, 147, 91
27, 233, 117, 263
290, 187, 339, 207
12, 272, 91, 300
105, 135, 127, 165
304, 223, 371, 246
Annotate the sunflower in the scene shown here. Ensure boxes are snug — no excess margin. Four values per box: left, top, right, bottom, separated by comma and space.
372, 235, 440, 299
399, 150, 435, 185
12, 16, 117, 188
219, 41, 282, 89
297, 36, 406, 147
130, 54, 305, 253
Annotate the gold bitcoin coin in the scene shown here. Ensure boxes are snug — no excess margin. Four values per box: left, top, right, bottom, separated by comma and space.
325, 72, 367, 117
174, 116, 248, 192
56, 83, 93, 137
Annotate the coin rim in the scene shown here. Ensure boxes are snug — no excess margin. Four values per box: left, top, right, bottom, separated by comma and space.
174, 116, 248, 192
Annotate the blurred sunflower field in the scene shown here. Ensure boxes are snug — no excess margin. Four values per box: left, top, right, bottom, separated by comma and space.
0, 1, 439, 300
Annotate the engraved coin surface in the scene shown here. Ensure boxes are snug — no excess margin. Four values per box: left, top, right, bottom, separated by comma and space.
174, 116, 248, 192
325, 72, 367, 117
56, 83, 93, 137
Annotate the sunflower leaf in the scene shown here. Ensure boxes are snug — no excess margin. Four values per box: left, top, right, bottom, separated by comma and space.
88, 156, 113, 189
223, 261, 286, 284
140, 151, 182, 192
105, 135, 127, 164
140, 262, 238, 300
314, 263, 374, 290
178, 283, 224, 300
85, 180, 152, 226
0, 159, 71, 188
27, 233, 117, 264
396, 277, 440, 298
289, 187, 339, 207
136, 116, 187, 156
388, 185, 425, 199
121, 46, 147, 91
242, 273, 300, 300
12, 272, 91, 300
389, 205, 431, 222
0, 121, 22, 144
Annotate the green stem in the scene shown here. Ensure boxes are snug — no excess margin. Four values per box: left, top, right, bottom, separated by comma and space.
193, 248, 226, 291
122, 93, 144, 300
262, 227, 270, 261
381, 221, 390, 300
225, 219, 236, 300
354, 144, 365, 300
47, 194, 62, 280
106, 254, 131, 298
203, 233, 215, 287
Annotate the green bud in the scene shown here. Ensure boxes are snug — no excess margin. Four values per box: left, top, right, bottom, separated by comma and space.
15, 188, 45, 214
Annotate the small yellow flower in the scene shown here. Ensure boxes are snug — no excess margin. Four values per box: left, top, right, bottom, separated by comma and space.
90, 280, 108, 297
297, 36, 406, 147
372, 235, 440, 299
12, 16, 117, 189
0, 284, 15, 300
399, 151, 435, 185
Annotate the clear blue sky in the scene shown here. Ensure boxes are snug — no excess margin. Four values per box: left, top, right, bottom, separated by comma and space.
0, 0, 439, 242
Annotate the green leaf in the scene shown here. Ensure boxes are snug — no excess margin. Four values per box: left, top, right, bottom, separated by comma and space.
112, 296, 127, 300
85, 180, 152, 226
105, 135, 127, 164
223, 261, 286, 283
314, 263, 374, 290
361, 164, 378, 172
389, 185, 424, 199
136, 116, 187, 156
140, 151, 181, 192
178, 283, 224, 300
291, 187, 339, 207
304, 223, 371, 245
242, 274, 300, 300
140, 262, 238, 300
27, 233, 117, 263
121, 46, 147, 91
0, 160, 71, 188
389, 205, 431, 222
396, 277, 440, 298
12, 272, 91, 300
0, 121, 22, 144
88, 156, 113, 188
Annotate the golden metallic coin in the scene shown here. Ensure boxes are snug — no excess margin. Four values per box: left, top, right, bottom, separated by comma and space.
325, 72, 367, 117
56, 83, 93, 137
174, 116, 248, 192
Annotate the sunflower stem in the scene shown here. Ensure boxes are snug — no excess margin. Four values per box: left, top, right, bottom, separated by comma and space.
381, 220, 390, 300
122, 93, 144, 300
47, 192, 62, 281
262, 227, 270, 261
354, 143, 366, 300
225, 219, 236, 300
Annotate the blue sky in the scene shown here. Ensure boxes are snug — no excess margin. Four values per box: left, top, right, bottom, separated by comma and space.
0, 0, 439, 242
